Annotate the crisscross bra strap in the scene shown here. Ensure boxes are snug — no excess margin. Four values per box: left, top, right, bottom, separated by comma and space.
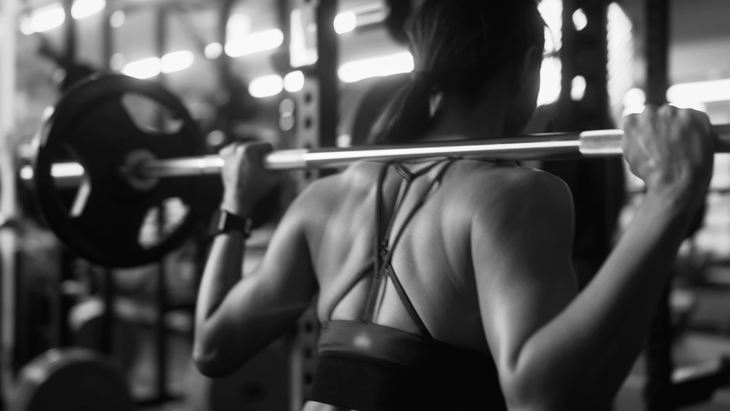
361, 159, 457, 338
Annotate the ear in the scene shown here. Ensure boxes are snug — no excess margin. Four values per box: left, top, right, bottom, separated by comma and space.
510, 46, 543, 92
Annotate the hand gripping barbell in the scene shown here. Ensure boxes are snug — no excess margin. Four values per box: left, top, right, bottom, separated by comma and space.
23, 75, 730, 268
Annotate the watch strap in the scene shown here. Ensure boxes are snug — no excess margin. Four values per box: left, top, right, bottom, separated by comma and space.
209, 209, 252, 238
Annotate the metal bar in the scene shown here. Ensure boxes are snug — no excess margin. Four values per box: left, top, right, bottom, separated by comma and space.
102, 0, 114, 71
141, 125, 730, 175
316, 0, 340, 176
645, 0, 670, 106
142, 131, 589, 177
153, 5, 173, 405
1, 0, 19, 398
62, 0, 77, 65
19, 125, 730, 184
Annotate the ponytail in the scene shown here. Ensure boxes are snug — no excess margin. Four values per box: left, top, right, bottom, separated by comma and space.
368, 73, 437, 145
365, 0, 545, 146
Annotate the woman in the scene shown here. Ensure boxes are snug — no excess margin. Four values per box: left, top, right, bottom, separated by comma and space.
193, 1, 714, 410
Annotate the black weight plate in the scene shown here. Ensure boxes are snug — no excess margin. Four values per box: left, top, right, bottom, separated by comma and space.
33, 74, 205, 268
12, 348, 134, 411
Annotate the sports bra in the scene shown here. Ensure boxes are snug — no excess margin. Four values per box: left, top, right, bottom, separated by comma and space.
309, 159, 508, 411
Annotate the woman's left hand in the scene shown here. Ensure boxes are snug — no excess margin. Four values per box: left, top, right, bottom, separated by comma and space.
219, 141, 281, 216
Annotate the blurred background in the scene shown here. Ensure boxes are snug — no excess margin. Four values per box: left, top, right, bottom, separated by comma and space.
3, 0, 730, 410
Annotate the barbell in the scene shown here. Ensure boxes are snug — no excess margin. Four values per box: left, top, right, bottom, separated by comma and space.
30, 125, 730, 184
21, 74, 730, 268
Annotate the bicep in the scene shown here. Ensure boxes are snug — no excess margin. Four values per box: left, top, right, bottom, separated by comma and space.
472, 173, 577, 375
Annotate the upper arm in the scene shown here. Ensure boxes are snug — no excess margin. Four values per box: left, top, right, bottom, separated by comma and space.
471, 171, 577, 385
197, 181, 330, 375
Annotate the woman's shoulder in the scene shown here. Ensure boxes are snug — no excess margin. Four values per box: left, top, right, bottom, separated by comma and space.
446, 160, 573, 217
450, 159, 566, 188
293, 161, 379, 208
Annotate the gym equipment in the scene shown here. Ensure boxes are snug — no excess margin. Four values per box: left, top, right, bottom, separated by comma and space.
37, 123, 730, 179
11, 348, 134, 411
26, 74, 279, 268
31, 74, 204, 268
69, 298, 140, 373
672, 356, 730, 408
25, 74, 730, 268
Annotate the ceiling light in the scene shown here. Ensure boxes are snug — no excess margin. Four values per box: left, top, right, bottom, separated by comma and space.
249, 75, 284, 98
161, 51, 194, 74
573, 8, 588, 31
110, 10, 125, 28
205, 43, 223, 60
122, 57, 160, 79
668, 78, 730, 104
284, 71, 305, 93
338, 51, 414, 83
571, 75, 587, 101
72, 0, 105, 20
22, 4, 65, 34
225, 29, 284, 58
334, 12, 357, 34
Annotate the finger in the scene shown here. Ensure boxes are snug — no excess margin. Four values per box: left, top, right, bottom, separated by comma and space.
218, 142, 241, 157
659, 104, 678, 118
234, 143, 247, 156
689, 109, 712, 133
643, 104, 660, 114
622, 112, 639, 131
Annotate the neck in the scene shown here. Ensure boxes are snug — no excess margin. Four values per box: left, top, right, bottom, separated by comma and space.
420, 86, 510, 143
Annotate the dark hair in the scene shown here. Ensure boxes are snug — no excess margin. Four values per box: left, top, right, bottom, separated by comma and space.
368, 0, 545, 145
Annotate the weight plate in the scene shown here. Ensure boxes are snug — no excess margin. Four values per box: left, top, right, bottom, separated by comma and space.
33, 74, 205, 268
12, 348, 134, 411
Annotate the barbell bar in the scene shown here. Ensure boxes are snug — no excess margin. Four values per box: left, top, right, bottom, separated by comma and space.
21, 124, 730, 187
25, 74, 730, 268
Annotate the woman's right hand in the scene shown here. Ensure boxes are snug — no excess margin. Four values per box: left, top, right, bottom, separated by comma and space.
622, 105, 714, 208
219, 141, 280, 217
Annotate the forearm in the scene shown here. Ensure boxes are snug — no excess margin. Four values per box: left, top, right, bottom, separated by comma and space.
197, 232, 246, 321
193, 231, 246, 360
196, 200, 253, 323
510, 192, 697, 410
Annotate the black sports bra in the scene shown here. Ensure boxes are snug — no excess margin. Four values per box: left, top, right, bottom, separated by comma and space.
309, 160, 507, 411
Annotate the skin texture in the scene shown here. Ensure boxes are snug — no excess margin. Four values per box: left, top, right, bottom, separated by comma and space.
193, 45, 715, 411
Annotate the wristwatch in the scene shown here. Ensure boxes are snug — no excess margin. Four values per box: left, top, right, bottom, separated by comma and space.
208, 209, 253, 239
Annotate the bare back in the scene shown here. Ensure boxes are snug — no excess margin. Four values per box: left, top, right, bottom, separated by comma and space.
292, 158, 577, 411
303, 159, 539, 353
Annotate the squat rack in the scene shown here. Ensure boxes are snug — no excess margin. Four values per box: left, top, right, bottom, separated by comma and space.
0, 0, 19, 405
